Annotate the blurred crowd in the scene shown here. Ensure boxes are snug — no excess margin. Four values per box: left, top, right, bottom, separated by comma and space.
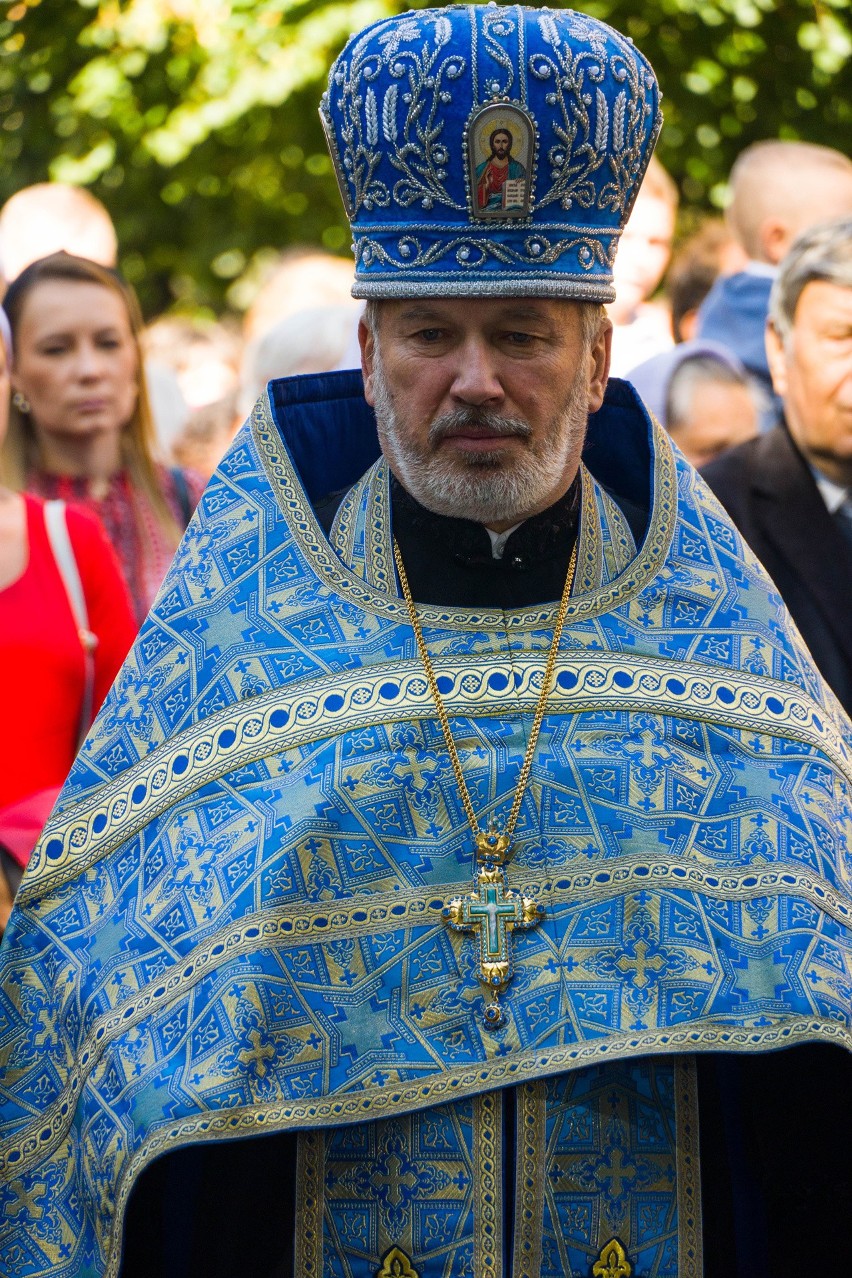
1, 135, 852, 927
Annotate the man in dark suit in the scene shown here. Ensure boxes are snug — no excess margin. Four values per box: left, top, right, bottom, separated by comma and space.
702, 215, 852, 714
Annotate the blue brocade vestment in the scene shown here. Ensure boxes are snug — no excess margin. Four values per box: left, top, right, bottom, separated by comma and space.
1, 373, 851, 1277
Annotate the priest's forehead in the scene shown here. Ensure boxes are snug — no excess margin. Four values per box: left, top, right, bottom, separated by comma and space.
365, 297, 598, 340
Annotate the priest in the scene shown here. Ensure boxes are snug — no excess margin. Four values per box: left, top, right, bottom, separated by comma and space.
1, 8, 851, 1278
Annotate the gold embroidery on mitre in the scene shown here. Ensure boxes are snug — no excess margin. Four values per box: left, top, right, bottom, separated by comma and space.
592, 1238, 633, 1278
376, 1246, 420, 1278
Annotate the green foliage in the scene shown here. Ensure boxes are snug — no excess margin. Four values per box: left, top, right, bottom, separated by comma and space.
1, 0, 849, 316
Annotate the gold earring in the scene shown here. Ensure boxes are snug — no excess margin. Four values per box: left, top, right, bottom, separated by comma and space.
12, 391, 30, 413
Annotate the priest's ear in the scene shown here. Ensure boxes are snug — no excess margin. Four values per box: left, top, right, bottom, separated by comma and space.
765, 318, 789, 400
586, 310, 612, 415
360, 309, 378, 406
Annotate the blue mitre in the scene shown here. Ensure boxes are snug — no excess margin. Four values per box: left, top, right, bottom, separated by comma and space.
320, 3, 662, 300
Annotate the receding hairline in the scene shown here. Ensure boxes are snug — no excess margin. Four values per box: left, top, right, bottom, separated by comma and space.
769, 215, 852, 340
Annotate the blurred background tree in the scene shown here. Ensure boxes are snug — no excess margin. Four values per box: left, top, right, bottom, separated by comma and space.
1, 0, 849, 317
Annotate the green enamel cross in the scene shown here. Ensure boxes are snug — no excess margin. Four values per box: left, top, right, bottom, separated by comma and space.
443, 861, 544, 1026
473, 879, 528, 963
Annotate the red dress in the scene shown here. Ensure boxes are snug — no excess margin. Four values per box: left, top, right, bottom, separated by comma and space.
0, 495, 137, 825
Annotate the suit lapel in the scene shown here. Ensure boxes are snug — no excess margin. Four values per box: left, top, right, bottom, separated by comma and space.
750, 426, 852, 666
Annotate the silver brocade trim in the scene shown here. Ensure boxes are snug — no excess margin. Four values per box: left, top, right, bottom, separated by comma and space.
319, 98, 354, 220
623, 107, 664, 222
355, 221, 622, 235
481, 6, 517, 100
352, 275, 616, 300
355, 229, 614, 275
469, 3, 479, 104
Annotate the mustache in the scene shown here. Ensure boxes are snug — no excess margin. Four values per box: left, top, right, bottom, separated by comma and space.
428, 408, 532, 448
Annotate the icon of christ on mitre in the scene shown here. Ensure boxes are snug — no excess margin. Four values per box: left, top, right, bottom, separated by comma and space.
475, 124, 527, 212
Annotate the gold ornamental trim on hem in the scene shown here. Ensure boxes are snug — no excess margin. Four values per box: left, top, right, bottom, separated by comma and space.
376, 1248, 420, 1278
6, 858, 852, 1183
513, 1079, 546, 1277
674, 1056, 704, 1277
5, 1011, 851, 1199
474, 1089, 503, 1278
593, 1239, 633, 1277
6, 849, 852, 1183
60, 1020, 849, 1278
22, 650, 849, 895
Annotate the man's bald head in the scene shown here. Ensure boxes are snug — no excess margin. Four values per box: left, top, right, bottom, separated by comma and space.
728, 141, 852, 265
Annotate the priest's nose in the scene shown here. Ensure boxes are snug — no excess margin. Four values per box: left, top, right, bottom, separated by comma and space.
449, 339, 505, 407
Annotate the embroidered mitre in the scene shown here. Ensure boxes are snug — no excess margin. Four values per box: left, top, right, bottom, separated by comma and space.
320, 4, 662, 300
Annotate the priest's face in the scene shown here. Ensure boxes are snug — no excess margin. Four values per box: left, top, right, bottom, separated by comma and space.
360, 297, 611, 530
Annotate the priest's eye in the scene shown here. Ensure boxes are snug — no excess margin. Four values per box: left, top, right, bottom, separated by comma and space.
504, 331, 535, 346
416, 328, 444, 344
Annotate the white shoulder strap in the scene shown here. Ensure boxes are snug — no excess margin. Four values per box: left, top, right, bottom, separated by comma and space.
44, 500, 98, 743
44, 500, 88, 632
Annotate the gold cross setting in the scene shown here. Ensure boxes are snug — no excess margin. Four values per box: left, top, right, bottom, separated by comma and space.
443, 861, 544, 1029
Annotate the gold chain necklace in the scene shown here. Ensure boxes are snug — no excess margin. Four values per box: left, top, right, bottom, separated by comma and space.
393, 536, 578, 1030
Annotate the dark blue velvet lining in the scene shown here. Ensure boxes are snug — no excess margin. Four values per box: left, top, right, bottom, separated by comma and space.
267, 370, 653, 542
268, 370, 380, 506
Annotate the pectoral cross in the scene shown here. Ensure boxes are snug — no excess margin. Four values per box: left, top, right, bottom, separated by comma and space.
443, 854, 544, 1031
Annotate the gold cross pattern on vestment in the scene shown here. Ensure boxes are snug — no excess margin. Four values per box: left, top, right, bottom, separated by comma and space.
443, 858, 544, 1030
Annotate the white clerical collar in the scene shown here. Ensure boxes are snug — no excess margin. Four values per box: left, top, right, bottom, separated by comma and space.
485, 523, 523, 559
811, 467, 849, 515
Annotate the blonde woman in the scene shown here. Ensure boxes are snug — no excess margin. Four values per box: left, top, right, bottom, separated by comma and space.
2, 252, 204, 622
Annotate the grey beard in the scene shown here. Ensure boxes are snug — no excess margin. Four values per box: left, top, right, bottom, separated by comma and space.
371, 354, 589, 526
